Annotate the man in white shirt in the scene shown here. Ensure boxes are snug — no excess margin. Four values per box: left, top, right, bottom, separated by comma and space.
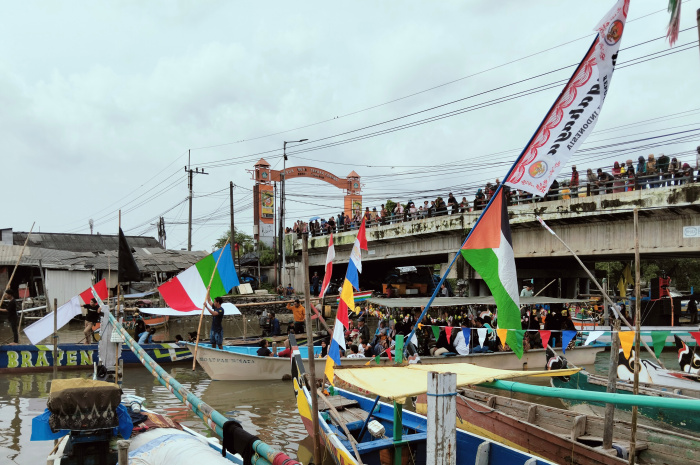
452, 322, 470, 355
347, 344, 365, 358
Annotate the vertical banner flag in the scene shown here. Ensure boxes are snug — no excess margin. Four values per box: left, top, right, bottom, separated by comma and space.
118, 228, 141, 282
159, 244, 240, 311
461, 190, 523, 357
505, 0, 629, 196
319, 234, 335, 298
325, 219, 368, 384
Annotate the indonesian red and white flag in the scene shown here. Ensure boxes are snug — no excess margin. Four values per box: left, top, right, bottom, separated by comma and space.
505, 0, 629, 196
319, 233, 335, 298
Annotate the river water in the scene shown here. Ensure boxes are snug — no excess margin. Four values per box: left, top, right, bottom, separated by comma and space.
0, 316, 683, 464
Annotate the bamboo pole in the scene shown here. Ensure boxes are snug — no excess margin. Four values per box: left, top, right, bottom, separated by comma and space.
192, 238, 230, 370
535, 216, 666, 369
0, 222, 35, 310
629, 208, 642, 465
115, 213, 121, 385
603, 319, 621, 450
316, 387, 364, 465
302, 233, 322, 465
52, 298, 58, 379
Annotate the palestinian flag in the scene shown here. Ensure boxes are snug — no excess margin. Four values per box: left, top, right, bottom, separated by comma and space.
461, 189, 522, 357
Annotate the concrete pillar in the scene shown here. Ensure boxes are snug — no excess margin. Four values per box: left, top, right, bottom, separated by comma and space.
440, 252, 458, 280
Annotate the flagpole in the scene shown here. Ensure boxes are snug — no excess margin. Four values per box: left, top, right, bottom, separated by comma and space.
192, 239, 230, 370
116, 210, 121, 385
405, 37, 603, 350
535, 216, 666, 369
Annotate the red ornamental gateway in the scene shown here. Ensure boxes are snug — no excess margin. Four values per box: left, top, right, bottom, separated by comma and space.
250, 158, 362, 245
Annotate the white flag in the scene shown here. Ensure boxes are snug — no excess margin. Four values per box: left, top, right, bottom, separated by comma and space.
584, 330, 606, 346
24, 296, 82, 345
506, 0, 629, 196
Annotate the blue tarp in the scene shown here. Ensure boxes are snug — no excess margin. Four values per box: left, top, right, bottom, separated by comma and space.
31, 404, 133, 441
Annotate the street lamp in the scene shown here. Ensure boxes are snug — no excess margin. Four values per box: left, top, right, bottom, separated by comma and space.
280, 138, 308, 286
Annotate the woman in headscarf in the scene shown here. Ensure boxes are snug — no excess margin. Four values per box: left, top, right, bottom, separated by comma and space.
636, 156, 646, 190
612, 161, 624, 193
625, 159, 635, 191
474, 188, 485, 210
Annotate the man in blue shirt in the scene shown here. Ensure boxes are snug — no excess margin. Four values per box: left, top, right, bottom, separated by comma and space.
269, 311, 281, 336
206, 296, 225, 349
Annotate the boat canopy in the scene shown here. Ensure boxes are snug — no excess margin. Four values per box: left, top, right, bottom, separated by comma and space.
366, 296, 588, 308
138, 302, 240, 316
333, 363, 579, 403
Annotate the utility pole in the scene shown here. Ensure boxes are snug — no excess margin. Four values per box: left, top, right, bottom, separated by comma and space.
185, 150, 208, 251
274, 182, 278, 287
280, 139, 307, 285
230, 182, 236, 266
697, 9, 700, 60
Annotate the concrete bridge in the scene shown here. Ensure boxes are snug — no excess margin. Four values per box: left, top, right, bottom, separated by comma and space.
282, 183, 700, 298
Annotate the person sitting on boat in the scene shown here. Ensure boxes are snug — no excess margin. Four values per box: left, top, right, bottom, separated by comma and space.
82, 298, 101, 344
452, 321, 470, 355
269, 311, 281, 336
287, 298, 305, 334
138, 326, 156, 344
257, 339, 272, 357
133, 309, 146, 340
277, 339, 292, 358
347, 344, 365, 358
205, 296, 225, 350
359, 336, 374, 357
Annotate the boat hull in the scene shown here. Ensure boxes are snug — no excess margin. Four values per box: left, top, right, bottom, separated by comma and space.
552, 371, 700, 434
0, 342, 192, 373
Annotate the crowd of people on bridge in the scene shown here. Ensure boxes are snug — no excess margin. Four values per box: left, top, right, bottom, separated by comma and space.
286, 149, 700, 236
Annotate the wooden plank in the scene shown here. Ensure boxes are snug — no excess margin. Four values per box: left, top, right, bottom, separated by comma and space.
527, 405, 537, 424
427, 372, 457, 465
475, 441, 490, 465
323, 396, 359, 411
571, 415, 587, 441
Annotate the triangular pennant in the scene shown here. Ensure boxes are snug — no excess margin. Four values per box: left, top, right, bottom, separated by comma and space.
496, 328, 508, 346
617, 277, 626, 298
462, 328, 471, 348
539, 330, 551, 349
324, 356, 336, 386
584, 331, 605, 346
691, 331, 700, 347
651, 331, 670, 358
365, 360, 371, 366
513, 330, 525, 354
395, 335, 404, 364
561, 330, 578, 354
445, 327, 455, 345
477, 328, 487, 348
375, 355, 380, 365
618, 331, 636, 359
386, 347, 392, 361
431, 325, 440, 341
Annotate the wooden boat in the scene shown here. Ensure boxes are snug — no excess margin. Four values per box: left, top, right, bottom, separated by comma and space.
418, 345, 604, 371
189, 342, 393, 381
44, 390, 243, 465
415, 388, 700, 464
550, 368, 700, 434
616, 344, 700, 392
290, 343, 553, 465
589, 326, 700, 347
0, 342, 192, 373
677, 334, 700, 374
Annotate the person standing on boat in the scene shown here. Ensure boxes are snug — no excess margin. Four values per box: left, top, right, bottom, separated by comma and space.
311, 272, 320, 296
82, 298, 100, 344
287, 298, 305, 334
1, 289, 19, 344
205, 296, 225, 350
138, 326, 156, 344
269, 311, 281, 336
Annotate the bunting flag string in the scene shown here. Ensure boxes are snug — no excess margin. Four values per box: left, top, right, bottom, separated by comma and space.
561, 330, 578, 354
539, 330, 551, 350
477, 328, 487, 349
651, 331, 671, 358
618, 331, 636, 359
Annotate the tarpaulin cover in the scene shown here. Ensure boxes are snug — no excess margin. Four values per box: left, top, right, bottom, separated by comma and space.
333, 363, 579, 402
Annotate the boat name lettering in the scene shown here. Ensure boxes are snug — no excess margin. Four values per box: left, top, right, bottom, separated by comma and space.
5, 349, 93, 368
198, 357, 254, 364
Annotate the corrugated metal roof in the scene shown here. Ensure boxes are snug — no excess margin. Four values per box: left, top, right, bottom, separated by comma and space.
13, 231, 162, 253
0, 244, 206, 272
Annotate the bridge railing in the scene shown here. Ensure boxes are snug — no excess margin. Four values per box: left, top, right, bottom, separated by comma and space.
286, 171, 697, 237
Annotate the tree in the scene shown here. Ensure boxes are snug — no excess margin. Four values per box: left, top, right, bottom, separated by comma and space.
213, 228, 254, 253
385, 199, 397, 213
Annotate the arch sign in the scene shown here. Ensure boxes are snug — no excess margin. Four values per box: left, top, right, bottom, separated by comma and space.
250, 158, 361, 246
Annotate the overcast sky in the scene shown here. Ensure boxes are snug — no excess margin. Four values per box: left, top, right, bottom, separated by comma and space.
4, 1, 699, 251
